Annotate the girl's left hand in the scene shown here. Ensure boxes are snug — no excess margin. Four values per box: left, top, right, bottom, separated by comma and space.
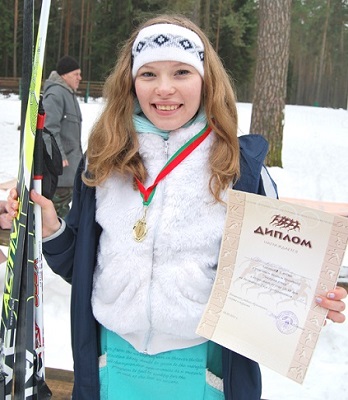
316, 286, 347, 323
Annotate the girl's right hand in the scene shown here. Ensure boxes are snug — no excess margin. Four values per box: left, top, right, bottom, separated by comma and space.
7, 188, 61, 238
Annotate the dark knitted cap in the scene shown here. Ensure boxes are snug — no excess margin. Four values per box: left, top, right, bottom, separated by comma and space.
56, 55, 80, 75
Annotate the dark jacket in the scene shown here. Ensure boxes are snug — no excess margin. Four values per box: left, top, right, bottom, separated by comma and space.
43, 71, 83, 187
43, 134, 276, 400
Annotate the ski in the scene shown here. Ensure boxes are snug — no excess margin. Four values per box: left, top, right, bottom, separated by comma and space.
14, 98, 52, 399
0, 1, 51, 398
13, 197, 35, 399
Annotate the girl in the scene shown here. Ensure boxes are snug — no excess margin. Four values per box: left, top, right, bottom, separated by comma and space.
7, 14, 347, 400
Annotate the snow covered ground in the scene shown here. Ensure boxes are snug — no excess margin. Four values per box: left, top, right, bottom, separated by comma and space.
0, 94, 347, 399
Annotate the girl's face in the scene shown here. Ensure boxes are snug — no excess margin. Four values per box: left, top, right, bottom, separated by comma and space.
134, 61, 203, 131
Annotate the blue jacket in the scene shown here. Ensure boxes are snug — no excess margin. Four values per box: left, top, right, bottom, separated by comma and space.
43, 134, 276, 400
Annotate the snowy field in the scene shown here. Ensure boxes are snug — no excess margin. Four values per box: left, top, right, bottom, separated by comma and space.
0, 94, 347, 399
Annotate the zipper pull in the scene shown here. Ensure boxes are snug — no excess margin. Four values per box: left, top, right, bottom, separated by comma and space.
164, 140, 169, 159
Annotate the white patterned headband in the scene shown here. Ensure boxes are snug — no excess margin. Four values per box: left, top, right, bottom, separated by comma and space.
132, 23, 205, 79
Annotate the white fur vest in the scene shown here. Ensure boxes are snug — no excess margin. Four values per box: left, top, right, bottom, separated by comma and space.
92, 121, 228, 354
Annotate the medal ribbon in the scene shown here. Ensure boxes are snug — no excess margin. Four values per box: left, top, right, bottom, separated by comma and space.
135, 124, 212, 206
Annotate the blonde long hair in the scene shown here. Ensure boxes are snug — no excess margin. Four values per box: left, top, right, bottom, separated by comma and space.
83, 14, 240, 201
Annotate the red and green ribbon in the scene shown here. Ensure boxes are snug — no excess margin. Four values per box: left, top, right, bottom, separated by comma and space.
135, 124, 212, 206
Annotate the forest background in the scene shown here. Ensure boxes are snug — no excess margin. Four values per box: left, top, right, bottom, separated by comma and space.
1, 0, 347, 110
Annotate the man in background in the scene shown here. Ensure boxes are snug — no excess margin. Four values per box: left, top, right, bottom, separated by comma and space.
43, 55, 83, 218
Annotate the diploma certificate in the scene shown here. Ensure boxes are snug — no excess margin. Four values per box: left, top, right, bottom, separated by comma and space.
196, 189, 348, 384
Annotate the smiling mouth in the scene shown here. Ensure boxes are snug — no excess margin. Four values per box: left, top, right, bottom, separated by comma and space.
155, 104, 180, 111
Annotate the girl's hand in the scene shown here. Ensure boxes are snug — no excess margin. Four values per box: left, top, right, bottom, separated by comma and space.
316, 286, 347, 323
7, 188, 61, 238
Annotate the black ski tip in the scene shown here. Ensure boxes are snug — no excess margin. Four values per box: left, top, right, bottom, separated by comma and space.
35, 374, 53, 399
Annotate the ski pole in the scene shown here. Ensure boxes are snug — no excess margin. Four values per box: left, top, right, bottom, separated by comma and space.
33, 96, 52, 399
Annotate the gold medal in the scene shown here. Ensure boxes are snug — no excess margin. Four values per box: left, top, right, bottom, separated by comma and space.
133, 208, 148, 242
133, 126, 212, 242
